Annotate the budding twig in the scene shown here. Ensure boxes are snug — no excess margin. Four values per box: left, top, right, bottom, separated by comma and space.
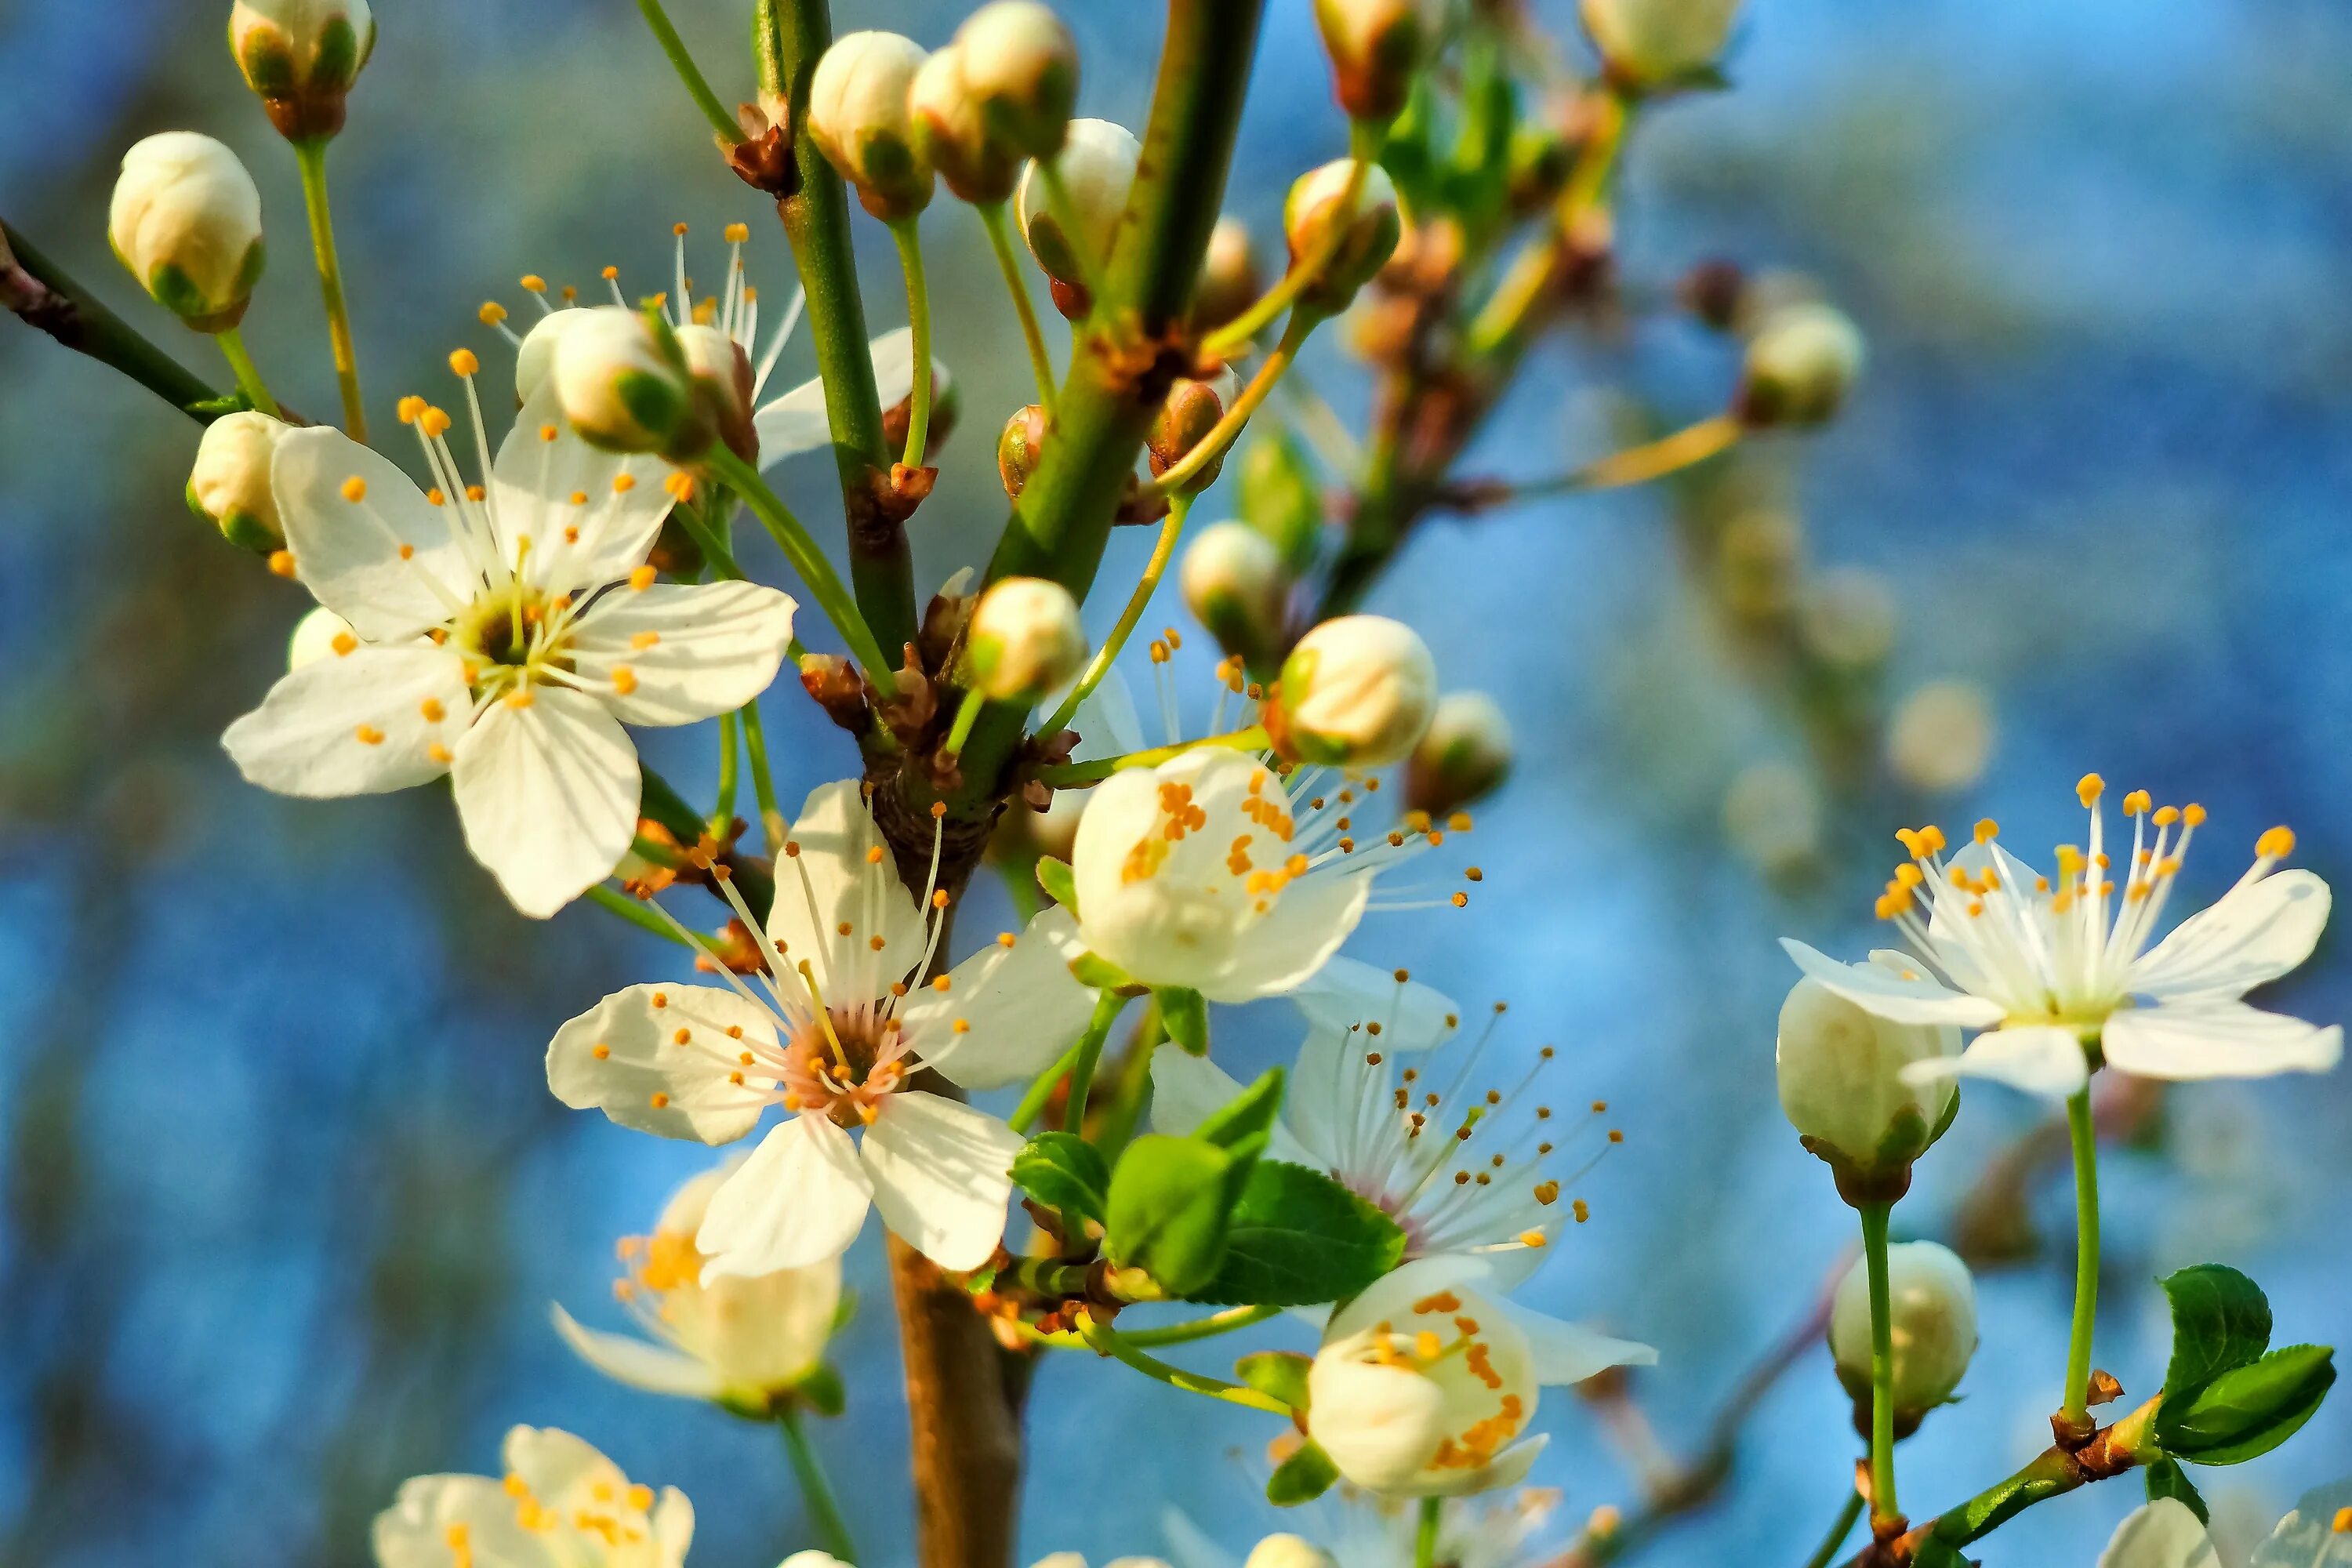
1, 219, 223, 423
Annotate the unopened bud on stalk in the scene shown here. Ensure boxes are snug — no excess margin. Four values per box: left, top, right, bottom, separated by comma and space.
1266, 614, 1436, 768
514, 307, 589, 408
966, 577, 1086, 701
956, 1, 1080, 160
1405, 691, 1513, 815
1243, 1537, 1338, 1568
910, 43, 1020, 205
187, 408, 289, 550
1282, 159, 1402, 315
1776, 976, 1958, 1202
287, 604, 358, 670
1146, 369, 1236, 493
1015, 118, 1140, 289
1737, 302, 1864, 427
1181, 521, 1290, 666
230, 0, 376, 140
109, 132, 267, 332
553, 307, 713, 462
1579, 0, 1743, 95
1237, 429, 1325, 574
998, 403, 1050, 500
675, 323, 759, 463
1314, 0, 1446, 124
1830, 1241, 1978, 1429
1193, 217, 1262, 334
808, 31, 935, 221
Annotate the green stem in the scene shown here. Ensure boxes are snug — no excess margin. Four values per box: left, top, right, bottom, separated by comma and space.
890, 216, 933, 470
1078, 1314, 1291, 1414
1116, 1303, 1277, 1348
1152, 311, 1317, 495
1041, 495, 1192, 736
941, 687, 985, 758
1094, 1001, 1164, 1157
292, 138, 365, 438
739, 698, 787, 854
1062, 989, 1130, 1135
776, 1406, 859, 1564
1011, 1036, 1085, 1134
2061, 1083, 2102, 1426
1034, 724, 1269, 789
639, 762, 775, 915
713, 710, 742, 833
637, 0, 746, 143
216, 327, 280, 417
1860, 1200, 1899, 1526
1414, 1498, 1443, 1568
585, 884, 695, 946
979, 199, 1057, 410
1800, 1491, 1864, 1568
670, 495, 748, 579
1201, 123, 1377, 358
1, 220, 223, 422
703, 446, 898, 699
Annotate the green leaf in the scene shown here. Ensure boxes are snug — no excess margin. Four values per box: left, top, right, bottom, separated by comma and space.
2161, 1264, 2272, 1398
2143, 1457, 2209, 1525
1012, 1131, 1110, 1224
1036, 856, 1078, 913
2157, 1344, 2336, 1465
1265, 1439, 1340, 1506
1103, 1134, 1237, 1296
1186, 1160, 1408, 1306
1158, 986, 1209, 1054
1234, 1350, 1312, 1412
1069, 951, 1132, 989
1196, 1067, 1286, 1164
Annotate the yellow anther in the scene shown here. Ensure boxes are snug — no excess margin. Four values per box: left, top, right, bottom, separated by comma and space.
1893, 862, 1924, 888
330, 630, 358, 657
614, 472, 638, 494
2077, 772, 2105, 806
505, 688, 536, 709
725, 222, 750, 242
2122, 789, 2151, 816
611, 666, 638, 695
570, 490, 588, 506
466, 484, 486, 502
419, 406, 453, 438
397, 394, 426, 423
997, 931, 1017, 948
539, 423, 559, 442
673, 222, 690, 237
341, 475, 368, 503
603, 265, 620, 281
479, 301, 508, 325
627, 1484, 654, 1512
428, 743, 453, 764
649, 1091, 670, 1109
2331, 1506, 2351, 1534
521, 274, 546, 292
449, 348, 481, 377
426, 487, 447, 506
354, 724, 384, 745
866, 845, 887, 865
2152, 805, 2180, 826
630, 564, 658, 590
2258, 826, 2296, 860
1519, 1229, 1547, 1247
1974, 818, 1998, 844
2184, 803, 2207, 826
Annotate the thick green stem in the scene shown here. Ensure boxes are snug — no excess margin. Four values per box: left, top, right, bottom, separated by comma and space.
704, 446, 898, 699
1864, 1399, 2157, 1566
1800, 1491, 1864, 1568
777, 1407, 860, 1564
979, 200, 1058, 410
1414, 1499, 1443, 1568
891, 216, 934, 469
637, 0, 746, 143
1041, 495, 1192, 737
1859, 1201, 1899, 1527
216, 327, 280, 417
2061, 1083, 2102, 1425
292, 138, 365, 437
2, 220, 223, 422
1062, 989, 1131, 1134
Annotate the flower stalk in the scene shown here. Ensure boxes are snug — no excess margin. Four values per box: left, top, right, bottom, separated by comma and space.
1040, 494, 1192, 737
702, 446, 900, 700
215, 326, 280, 417
0, 219, 222, 423
2060, 1080, 2102, 1429
1859, 1200, 1900, 1529
1033, 724, 1271, 788
1061, 989, 1131, 1134
979, 199, 1057, 409
291, 138, 365, 437
1077, 1312, 1290, 1414
778, 1406, 860, 1565
1201, 122, 1377, 358
635, 0, 746, 144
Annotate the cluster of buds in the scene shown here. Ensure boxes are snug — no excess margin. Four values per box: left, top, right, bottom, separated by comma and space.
1264, 614, 1437, 768
1775, 975, 1958, 1204
809, 31, 936, 221
1828, 1241, 1979, 1433
108, 133, 267, 332
229, 0, 376, 141
965, 577, 1087, 701
186, 409, 291, 550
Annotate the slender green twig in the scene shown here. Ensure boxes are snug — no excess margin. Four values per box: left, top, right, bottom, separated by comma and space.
776, 1406, 859, 1564
1078, 1314, 1291, 1414
1034, 724, 1269, 789
2, 220, 223, 422
291, 138, 365, 437
1011, 1036, 1086, 1134
978, 199, 1058, 410
712, 711, 742, 834
635, 0, 746, 143
739, 698, 787, 855
1062, 989, 1131, 1135
1466, 416, 1743, 504
1201, 124, 1376, 358
216, 327, 280, 417
941, 688, 985, 759
2060, 1083, 2102, 1426
702, 446, 899, 699
1860, 1200, 1899, 1526
1152, 313, 1318, 495
1041, 495, 1192, 736
889, 216, 933, 470
1415, 1499, 1443, 1568
585, 884, 695, 946
1117, 1303, 1278, 1349
1800, 1491, 1864, 1568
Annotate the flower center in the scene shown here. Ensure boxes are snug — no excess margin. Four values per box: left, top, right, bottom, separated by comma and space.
783, 1007, 908, 1127
455, 584, 570, 672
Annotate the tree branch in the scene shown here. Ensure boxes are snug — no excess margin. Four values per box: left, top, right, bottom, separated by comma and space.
3, 219, 226, 423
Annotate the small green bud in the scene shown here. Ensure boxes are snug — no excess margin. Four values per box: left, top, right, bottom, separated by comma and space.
1281, 158, 1401, 315
1312, 0, 1446, 124
230, 0, 376, 140
1777, 975, 1958, 1199
1015, 117, 1140, 289
1193, 216, 1262, 334
997, 403, 1049, 500
1266, 614, 1436, 768
1146, 370, 1236, 493
1237, 429, 1324, 574
808, 31, 935, 220
109, 132, 266, 332
1181, 520, 1290, 667
552, 307, 713, 461
1828, 1242, 1978, 1428
910, 43, 1020, 205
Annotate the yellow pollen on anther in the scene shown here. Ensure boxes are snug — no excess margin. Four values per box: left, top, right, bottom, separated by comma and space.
612, 666, 638, 695
1451, 891, 1468, 908
426, 487, 447, 506
420, 698, 445, 722
448, 347, 481, 376
630, 564, 658, 590
326, 630, 358, 657
340, 475, 368, 503
479, 302, 508, 325
2123, 789, 2151, 816
569, 489, 588, 506
2258, 826, 2296, 859
505, 689, 535, 709
630, 631, 661, 651
931, 975, 951, 992
613, 473, 637, 494
397, 543, 415, 560
2184, 803, 2207, 826
2078, 773, 2105, 806
997, 932, 1016, 948
466, 485, 485, 502
1974, 818, 1998, 843
354, 724, 384, 745
591, 1043, 610, 1059
649, 1092, 670, 1109
428, 743, 453, 764
2331, 1506, 2352, 1534
539, 423, 558, 442
1573, 1199, 1591, 1222
521, 274, 546, 292
2153, 805, 2180, 826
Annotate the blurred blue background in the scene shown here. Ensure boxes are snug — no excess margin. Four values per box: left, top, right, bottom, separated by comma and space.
3, 0, 2348, 1564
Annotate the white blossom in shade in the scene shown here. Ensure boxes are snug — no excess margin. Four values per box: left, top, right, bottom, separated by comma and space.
546, 780, 1099, 1278
1776, 976, 1958, 1180
967, 577, 1087, 700
1828, 1240, 1977, 1420
1015, 118, 1140, 287
1305, 1256, 1650, 1498
108, 132, 266, 329
1886, 680, 1997, 795
2109, 1479, 2352, 1568
370, 1425, 693, 1568
552, 1160, 839, 1408
220, 367, 796, 918
1783, 776, 2341, 1100
2099, 1499, 2223, 1568
1722, 760, 1822, 876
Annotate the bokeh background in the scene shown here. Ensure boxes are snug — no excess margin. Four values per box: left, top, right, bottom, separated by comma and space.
4, 0, 2350, 1564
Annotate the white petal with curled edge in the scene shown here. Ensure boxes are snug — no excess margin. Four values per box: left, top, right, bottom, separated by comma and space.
550, 1304, 722, 1400
544, 982, 775, 1144
451, 685, 639, 918
2104, 1002, 2343, 1082
1148, 1049, 1320, 1168
567, 580, 798, 728
764, 780, 927, 1002
1417, 1434, 1548, 1499
753, 328, 916, 464
1780, 938, 2006, 1027
371, 1474, 546, 1568
909, 906, 1098, 1090
1327, 1254, 1496, 1341
274, 426, 472, 642
492, 380, 673, 595
1203, 869, 1374, 1003
1902, 1024, 2086, 1098
2132, 869, 2332, 1002
1293, 956, 1462, 1051
652, 1489, 695, 1566
860, 1091, 1024, 1272
223, 644, 470, 798
2099, 1499, 2220, 1568
1499, 1301, 1657, 1385
697, 1116, 873, 1279
501, 1424, 622, 1508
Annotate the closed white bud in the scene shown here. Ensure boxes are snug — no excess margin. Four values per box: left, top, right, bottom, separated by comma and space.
967, 577, 1087, 700
552, 307, 713, 460
1282, 159, 1402, 314
1579, 0, 1742, 94
1886, 681, 1996, 796
1314, 0, 1446, 122
911, 43, 1019, 205
1243, 1537, 1338, 1568
1738, 302, 1864, 427
1777, 976, 1958, 1196
809, 31, 934, 220
956, 1, 1080, 160
1015, 118, 1139, 289
675, 322, 758, 462
1181, 521, 1290, 664
286, 604, 358, 670
230, 0, 376, 139
1268, 614, 1436, 768
1829, 1242, 1978, 1423
187, 409, 289, 550
109, 132, 266, 331
1194, 216, 1262, 332
1406, 691, 1513, 815
513, 306, 589, 408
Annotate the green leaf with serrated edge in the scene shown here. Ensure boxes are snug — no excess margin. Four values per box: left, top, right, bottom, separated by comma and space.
1103, 1134, 1236, 1296
2161, 1264, 2272, 1398
1266, 1440, 1340, 1507
1196, 1067, 1286, 1164
2157, 1344, 2335, 1465
1069, 952, 1131, 989
1036, 856, 1078, 913
1012, 1131, 1110, 1224
1158, 986, 1209, 1054
2143, 1457, 2209, 1524
1184, 1160, 1408, 1306
1235, 1351, 1312, 1412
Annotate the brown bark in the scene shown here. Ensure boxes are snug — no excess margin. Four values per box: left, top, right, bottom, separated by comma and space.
888, 1238, 1036, 1568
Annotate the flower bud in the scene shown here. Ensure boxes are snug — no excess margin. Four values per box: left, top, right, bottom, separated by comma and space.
108, 132, 267, 332
998, 403, 1050, 500
1193, 216, 1262, 333
676, 323, 758, 463
1282, 159, 1402, 315
966, 577, 1087, 701
1579, 0, 1743, 95
553, 307, 713, 461
911, 43, 1020, 205
1237, 429, 1324, 574
230, 0, 376, 140
1886, 680, 1996, 796
1181, 521, 1290, 666
287, 604, 358, 670
1244, 1537, 1338, 1568
1314, 0, 1445, 124
514, 307, 590, 408
1777, 976, 1958, 1199
1015, 118, 1140, 289
1737, 302, 1864, 428
1146, 370, 1235, 493
1829, 1241, 1978, 1427
809, 31, 934, 221
1404, 691, 1512, 815
187, 409, 289, 550
1266, 614, 1436, 768
956, 1, 1080, 161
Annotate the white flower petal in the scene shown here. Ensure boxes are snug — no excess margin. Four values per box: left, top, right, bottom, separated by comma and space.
567, 580, 797, 728
544, 982, 776, 1143
1416, 1434, 1547, 1499
765, 780, 927, 1002
2099, 1499, 2220, 1568
652, 1490, 695, 1566
1148, 1049, 1320, 1168
372, 1474, 545, 1568
697, 1116, 873, 1279
2103, 1001, 2343, 1082
550, 1304, 723, 1400
452, 685, 639, 918
753, 328, 916, 465
2251, 1477, 2352, 1567
1327, 1255, 1498, 1341
223, 644, 469, 798
493, 380, 674, 596
1497, 1301, 1656, 1386
1056, 666, 1148, 760
1903, 1024, 2086, 1098
1293, 956, 1462, 1051
1306, 1356, 1450, 1492
1781, 938, 2005, 1027
861, 1090, 1023, 1272
907, 905, 1099, 1090
274, 426, 470, 641
502, 1424, 623, 1507
1200, 869, 1374, 1004
2131, 869, 2332, 1002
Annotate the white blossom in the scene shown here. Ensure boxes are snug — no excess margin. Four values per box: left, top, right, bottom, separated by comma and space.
371, 1426, 692, 1568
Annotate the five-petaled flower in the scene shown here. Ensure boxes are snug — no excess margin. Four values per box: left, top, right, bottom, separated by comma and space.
370, 1425, 693, 1568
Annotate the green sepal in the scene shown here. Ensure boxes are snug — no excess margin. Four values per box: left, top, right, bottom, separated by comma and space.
1035, 855, 1079, 913
1235, 1350, 1313, 1412
2160, 1264, 2272, 1399
829, 1287, 859, 1334
1102, 1134, 1237, 1296
1195, 1067, 1284, 1163
1012, 1131, 1111, 1225
1157, 986, 1209, 1055
2156, 1344, 2335, 1465
1184, 1159, 1406, 1307
1265, 1439, 1340, 1506
2143, 1457, 2209, 1525
791, 1362, 847, 1418
218, 509, 281, 554
1069, 951, 1134, 990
